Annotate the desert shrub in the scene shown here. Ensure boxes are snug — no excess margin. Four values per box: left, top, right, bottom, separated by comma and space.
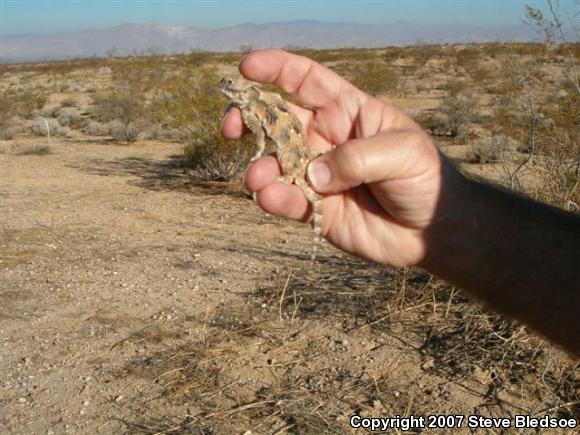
0, 91, 15, 139
97, 66, 113, 77
420, 111, 450, 135
538, 153, 580, 211
289, 49, 342, 63
0, 122, 15, 140
55, 126, 73, 138
407, 43, 440, 67
156, 65, 254, 181
14, 144, 51, 155
85, 121, 110, 136
146, 124, 182, 142
182, 136, 253, 181
90, 56, 165, 142
112, 124, 140, 142
487, 55, 577, 154
485, 76, 514, 96
48, 76, 71, 93
2, 88, 47, 119
57, 111, 85, 129
383, 47, 405, 62
455, 46, 482, 71
292, 48, 378, 63
31, 117, 56, 137
422, 93, 477, 143
37, 106, 61, 118
542, 85, 579, 156
182, 51, 215, 67
466, 135, 518, 163
60, 97, 80, 108
469, 61, 493, 83
481, 43, 508, 59
339, 48, 380, 62
30, 117, 73, 137
443, 79, 468, 97
3, 73, 20, 86
92, 87, 145, 142
349, 60, 400, 96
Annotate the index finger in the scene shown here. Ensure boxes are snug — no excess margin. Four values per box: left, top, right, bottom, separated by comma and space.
240, 50, 356, 109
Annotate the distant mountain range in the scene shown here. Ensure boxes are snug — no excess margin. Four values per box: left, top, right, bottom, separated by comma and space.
2, 20, 540, 63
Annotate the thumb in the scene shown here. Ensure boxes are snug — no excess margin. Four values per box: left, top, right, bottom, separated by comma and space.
307, 129, 431, 194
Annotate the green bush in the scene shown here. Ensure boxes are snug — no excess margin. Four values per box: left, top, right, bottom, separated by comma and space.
349, 60, 400, 96
443, 79, 468, 97
156, 65, 254, 181
1, 88, 47, 120
0, 91, 14, 139
421, 93, 477, 143
92, 86, 146, 142
466, 135, 518, 163
14, 144, 52, 156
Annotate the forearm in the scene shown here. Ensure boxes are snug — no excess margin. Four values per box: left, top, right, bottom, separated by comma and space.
421, 167, 580, 356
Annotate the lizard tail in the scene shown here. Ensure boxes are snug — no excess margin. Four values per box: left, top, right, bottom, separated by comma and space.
294, 178, 322, 262
310, 200, 322, 262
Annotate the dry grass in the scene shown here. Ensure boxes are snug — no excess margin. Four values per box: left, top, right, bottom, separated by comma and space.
12, 143, 52, 155
115, 257, 578, 433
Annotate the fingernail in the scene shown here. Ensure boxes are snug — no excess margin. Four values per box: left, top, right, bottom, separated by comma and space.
308, 160, 331, 189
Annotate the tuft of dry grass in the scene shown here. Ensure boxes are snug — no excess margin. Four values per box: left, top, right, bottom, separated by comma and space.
466, 135, 519, 164
13, 144, 52, 155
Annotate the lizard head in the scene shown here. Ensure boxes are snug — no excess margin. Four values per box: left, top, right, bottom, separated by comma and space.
219, 75, 256, 107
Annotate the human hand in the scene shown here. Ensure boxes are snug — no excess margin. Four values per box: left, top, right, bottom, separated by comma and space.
221, 50, 466, 267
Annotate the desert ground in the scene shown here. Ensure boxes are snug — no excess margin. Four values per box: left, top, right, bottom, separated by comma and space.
1, 45, 578, 434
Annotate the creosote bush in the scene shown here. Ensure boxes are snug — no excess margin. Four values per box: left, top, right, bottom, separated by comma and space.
14, 144, 52, 156
60, 97, 80, 108
92, 86, 145, 143
421, 92, 477, 143
0, 92, 15, 139
466, 135, 518, 163
156, 65, 254, 181
1, 88, 47, 122
349, 60, 400, 96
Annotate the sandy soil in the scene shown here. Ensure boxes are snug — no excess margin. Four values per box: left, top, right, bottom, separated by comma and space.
0, 137, 569, 434
1, 138, 301, 432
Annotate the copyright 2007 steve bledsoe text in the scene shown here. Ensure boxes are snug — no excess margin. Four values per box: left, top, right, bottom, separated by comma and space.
349, 414, 578, 431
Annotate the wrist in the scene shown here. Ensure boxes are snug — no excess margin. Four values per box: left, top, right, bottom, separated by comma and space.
417, 159, 480, 272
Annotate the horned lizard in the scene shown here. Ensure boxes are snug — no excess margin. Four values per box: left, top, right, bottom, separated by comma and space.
219, 75, 322, 260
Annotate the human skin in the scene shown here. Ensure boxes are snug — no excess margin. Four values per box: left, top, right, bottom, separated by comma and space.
221, 50, 580, 357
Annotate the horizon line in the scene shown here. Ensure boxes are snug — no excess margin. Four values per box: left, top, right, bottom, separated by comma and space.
3, 18, 531, 37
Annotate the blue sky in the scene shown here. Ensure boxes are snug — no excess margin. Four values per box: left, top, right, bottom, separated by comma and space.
1, 0, 572, 35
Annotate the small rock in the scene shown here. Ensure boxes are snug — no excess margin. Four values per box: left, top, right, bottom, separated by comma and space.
18, 397, 27, 403
114, 395, 124, 402
421, 358, 435, 370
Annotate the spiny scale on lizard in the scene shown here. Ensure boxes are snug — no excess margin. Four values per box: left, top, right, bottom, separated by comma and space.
219, 75, 323, 260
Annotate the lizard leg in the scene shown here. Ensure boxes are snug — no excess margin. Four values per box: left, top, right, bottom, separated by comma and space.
277, 174, 295, 184
251, 127, 267, 162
